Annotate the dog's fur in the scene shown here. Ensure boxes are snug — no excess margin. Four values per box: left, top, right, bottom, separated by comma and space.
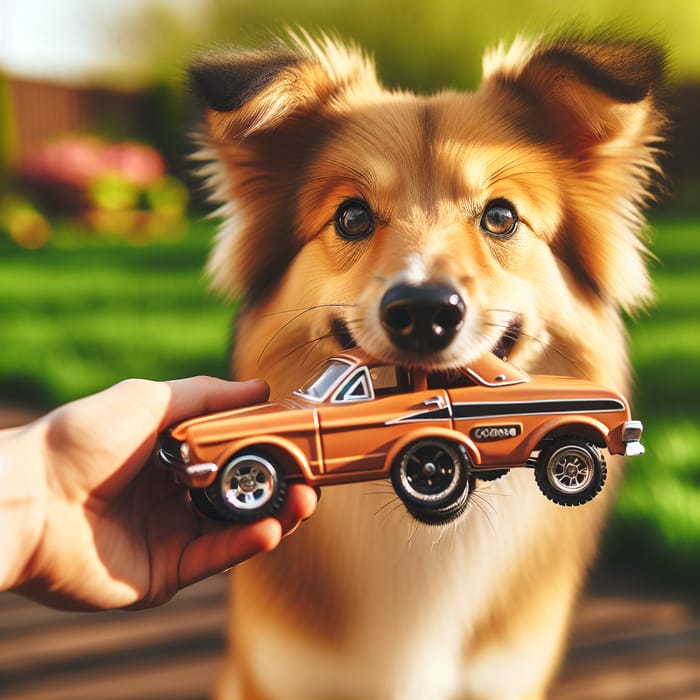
192, 32, 665, 700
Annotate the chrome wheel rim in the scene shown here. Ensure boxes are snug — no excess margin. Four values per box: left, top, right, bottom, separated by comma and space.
546, 445, 595, 494
221, 454, 277, 511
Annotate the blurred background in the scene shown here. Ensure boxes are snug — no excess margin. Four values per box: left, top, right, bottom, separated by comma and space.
0, 1, 699, 698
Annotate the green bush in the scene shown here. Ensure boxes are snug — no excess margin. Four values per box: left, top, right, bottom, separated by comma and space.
603, 217, 700, 584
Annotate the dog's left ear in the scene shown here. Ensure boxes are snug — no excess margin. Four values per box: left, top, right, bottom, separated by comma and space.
482, 35, 666, 155
483, 35, 667, 311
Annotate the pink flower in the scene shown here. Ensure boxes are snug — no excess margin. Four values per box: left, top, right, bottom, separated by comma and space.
103, 143, 165, 186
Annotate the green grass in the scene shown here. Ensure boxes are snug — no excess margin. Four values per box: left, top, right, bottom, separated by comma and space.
1, 214, 699, 584
603, 217, 700, 583
0, 220, 234, 409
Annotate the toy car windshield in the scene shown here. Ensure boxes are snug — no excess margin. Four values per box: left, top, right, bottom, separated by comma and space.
296, 358, 355, 400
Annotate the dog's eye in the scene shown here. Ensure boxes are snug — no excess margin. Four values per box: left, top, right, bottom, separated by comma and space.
335, 200, 375, 240
480, 200, 518, 238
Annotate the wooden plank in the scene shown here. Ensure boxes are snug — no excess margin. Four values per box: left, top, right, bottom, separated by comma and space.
0, 577, 227, 699
1, 654, 222, 700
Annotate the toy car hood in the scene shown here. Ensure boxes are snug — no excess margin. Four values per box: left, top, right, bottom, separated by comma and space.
169, 398, 303, 445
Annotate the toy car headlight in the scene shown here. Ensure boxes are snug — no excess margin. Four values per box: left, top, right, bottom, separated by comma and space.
622, 420, 643, 443
180, 441, 192, 464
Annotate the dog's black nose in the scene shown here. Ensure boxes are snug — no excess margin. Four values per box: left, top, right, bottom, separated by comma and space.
380, 283, 465, 353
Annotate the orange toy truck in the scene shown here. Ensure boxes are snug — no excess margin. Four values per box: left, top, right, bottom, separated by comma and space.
158, 350, 644, 524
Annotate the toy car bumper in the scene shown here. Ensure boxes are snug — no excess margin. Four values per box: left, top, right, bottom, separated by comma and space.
157, 441, 218, 488
624, 441, 645, 457
622, 420, 645, 457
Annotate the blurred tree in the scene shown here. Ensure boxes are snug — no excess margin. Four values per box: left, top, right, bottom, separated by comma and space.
128, 0, 700, 91
97, 0, 700, 208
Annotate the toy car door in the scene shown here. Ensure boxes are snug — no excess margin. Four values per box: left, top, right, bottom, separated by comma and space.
315, 363, 451, 475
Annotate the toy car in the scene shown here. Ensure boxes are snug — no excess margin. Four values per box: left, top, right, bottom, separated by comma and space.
158, 350, 644, 524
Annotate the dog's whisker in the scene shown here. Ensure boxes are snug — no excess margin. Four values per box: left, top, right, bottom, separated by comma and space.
373, 496, 400, 519
382, 501, 406, 527
258, 305, 348, 365
363, 483, 395, 498
261, 303, 358, 318
301, 336, 326, 366
407, 517, 421, 547
266, 327, 356, 367
430, 525, 450, 548
257, 308, 321, 368
471, 487, 500, 515
473, 486, 513, 498
468, 493, 498, 534
257, 305, 360, 368
482, 308, 582, 367
483, 319, 577, 366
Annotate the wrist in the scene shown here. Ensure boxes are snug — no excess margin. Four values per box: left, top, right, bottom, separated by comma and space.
0, 421, 49, 592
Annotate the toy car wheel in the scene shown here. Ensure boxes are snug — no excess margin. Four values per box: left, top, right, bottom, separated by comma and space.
189, 487, 225, 520
535, 439, 607, 506
205, 450, 287, 523
392, 439, 470, 522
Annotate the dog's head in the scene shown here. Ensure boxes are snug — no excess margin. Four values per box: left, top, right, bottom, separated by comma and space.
192, 33, 665, 390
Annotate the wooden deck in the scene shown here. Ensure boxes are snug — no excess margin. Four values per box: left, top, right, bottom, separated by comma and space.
2, 574, 699, 700
0, 577, 225, 700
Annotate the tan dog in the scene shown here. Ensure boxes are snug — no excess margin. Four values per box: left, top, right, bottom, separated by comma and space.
192, 32, 665, 700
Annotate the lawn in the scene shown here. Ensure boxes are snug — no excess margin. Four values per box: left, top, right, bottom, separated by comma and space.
604, 216, 700, 583
0, 219, 234, 408
1, 214, 698, 583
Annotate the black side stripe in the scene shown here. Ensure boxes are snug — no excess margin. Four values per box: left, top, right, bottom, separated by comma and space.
387, 407, 452, 424
453, 398, 625, 420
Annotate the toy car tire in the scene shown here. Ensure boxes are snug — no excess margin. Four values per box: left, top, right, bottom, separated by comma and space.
205, 450, 287, 523
189, 487, 226, 520
403, 478, 473, 525
391, 438, 470, 522
535, 438, 607, 506
476, 468, 510, 482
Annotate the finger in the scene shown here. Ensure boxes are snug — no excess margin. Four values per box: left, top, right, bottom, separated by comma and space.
177, 518, 283, 589
162, 377, 269, 428
276, 483, 319, 535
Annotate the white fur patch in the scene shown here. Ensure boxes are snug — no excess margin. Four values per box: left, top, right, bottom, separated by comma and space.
482, 35, 539, 81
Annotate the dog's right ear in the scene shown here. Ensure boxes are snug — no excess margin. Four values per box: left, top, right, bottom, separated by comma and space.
191, 36, 380, 302
190, 36, 378, 142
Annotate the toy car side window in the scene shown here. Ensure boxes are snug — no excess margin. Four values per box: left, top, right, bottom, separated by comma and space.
334, 368, 374, 402
371, 365, 408, 396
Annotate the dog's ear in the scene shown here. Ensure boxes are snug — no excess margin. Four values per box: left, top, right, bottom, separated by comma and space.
191, 36, 380, 301
482, 35, 667, 311
190, 36, 378, 142
482, 35, 666, 155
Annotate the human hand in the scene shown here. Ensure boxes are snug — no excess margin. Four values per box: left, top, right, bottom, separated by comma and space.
0, 376, 318, 611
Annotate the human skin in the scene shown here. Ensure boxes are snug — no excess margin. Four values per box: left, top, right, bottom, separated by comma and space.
0, 376, 317, 611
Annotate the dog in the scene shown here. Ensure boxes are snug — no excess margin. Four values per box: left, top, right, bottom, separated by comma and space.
190, 31, 666, 700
